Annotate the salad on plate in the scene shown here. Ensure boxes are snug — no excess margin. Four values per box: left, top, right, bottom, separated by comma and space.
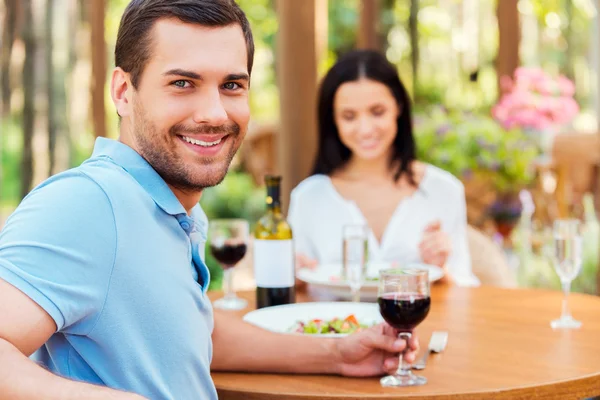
290, 314, 373, 334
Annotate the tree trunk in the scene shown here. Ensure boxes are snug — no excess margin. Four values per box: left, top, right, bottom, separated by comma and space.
1, 0, 18, 116
358, 0, 380, 50
496, 0, 520, 97
275, 0, 319, 213
90, 0, 106, 138
46, 0, 57, 176
409, 0, 419, 95
20, 0, 35, 198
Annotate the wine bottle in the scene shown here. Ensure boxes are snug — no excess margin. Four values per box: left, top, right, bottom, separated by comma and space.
253, 175, 295, 308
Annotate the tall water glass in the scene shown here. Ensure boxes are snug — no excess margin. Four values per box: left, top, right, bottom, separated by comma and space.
551, 219, 583, 329
343, 224, 368, 302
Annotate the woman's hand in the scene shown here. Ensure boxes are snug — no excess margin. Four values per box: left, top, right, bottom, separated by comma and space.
418, 220, 451, 269
295, 253, 318, 289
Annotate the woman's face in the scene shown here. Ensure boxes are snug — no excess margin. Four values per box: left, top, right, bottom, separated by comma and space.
333, 78, 400, 162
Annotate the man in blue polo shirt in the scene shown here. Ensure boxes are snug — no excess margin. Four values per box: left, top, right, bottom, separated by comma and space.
0, 1, 418, 399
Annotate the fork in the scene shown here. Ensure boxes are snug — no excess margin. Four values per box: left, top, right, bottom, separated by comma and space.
412, 331, 448, 370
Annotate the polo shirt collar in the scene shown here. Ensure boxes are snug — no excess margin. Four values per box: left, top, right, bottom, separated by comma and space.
90, 137, 188, 217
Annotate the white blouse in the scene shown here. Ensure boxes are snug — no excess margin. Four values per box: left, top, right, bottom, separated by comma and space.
288, 164, 480, 287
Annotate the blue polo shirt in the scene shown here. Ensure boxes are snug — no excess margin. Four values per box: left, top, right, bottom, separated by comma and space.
0, 138, 217, 400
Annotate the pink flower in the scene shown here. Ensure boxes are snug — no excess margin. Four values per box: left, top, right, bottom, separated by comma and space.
552, 97, 579, 124
513, 109, 540, 128
515, 67, 545, 80
557, 75, 575, 97
537, 97, 554, 113
532, 115, 553, 130
534, 79, 557, 96
492, 67, 578, 130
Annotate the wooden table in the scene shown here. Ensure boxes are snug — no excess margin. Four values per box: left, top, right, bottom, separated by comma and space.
210, 285, 600, 399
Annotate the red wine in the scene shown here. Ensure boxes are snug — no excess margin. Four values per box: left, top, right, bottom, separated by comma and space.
378, 293, 431, 331
210, 243, 247, 268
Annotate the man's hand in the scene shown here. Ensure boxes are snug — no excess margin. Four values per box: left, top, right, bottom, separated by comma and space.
212, 312, 419, 378
419, 220, 451, 268
334, 323, 419, 377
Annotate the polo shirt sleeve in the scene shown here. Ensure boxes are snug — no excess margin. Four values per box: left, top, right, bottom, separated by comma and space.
0, 171, 117, 335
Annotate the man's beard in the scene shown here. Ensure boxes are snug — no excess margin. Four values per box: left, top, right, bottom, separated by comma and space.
132, 101, 241, 192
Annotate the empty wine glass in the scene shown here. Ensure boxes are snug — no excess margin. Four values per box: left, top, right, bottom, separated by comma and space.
378, 268, 430, 387
209, 219, 249, 310
342, 224, 368, 302
551, 219, 583, 329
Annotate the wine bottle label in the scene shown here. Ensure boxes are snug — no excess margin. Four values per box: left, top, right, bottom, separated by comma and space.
253, 239, 294, 288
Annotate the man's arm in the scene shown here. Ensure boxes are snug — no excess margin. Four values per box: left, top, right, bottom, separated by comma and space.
211, 310, 418, 376
0, 279, 145, 400
0, 174, 147, 399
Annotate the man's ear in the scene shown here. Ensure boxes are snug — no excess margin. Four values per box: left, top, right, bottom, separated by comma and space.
111, 67, 133, 118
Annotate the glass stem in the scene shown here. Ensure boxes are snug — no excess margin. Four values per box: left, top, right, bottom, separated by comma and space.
561, 280, 571, 319
395, 332, 412, 376
223, 268, 235, 300
352, 287, 360, 303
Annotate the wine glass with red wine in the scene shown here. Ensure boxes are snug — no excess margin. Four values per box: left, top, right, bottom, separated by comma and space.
209, 219, 249, 310
378, 268, 430, 387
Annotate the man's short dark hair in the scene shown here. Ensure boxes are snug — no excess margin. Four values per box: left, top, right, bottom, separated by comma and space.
115, 0, 254, 88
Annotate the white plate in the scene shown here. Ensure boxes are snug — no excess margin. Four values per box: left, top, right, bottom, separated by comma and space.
297, 262, 444, 301
243, 302, 383, 337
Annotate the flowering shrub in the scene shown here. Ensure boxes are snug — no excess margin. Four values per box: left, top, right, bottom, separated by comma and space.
492, 67, 579, 131
414, 107, 540, 193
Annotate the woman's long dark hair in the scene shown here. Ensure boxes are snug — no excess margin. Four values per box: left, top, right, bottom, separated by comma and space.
311, 50, 417, 185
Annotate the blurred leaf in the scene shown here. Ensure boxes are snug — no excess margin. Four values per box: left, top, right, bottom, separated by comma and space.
414, 107, 540, 193
1, 116, 22, 207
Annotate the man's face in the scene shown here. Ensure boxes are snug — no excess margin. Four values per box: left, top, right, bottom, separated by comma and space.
125, 19, 250, 191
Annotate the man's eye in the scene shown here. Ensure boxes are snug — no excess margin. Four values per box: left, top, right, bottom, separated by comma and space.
172, 80, 190, 88
223, 82, 240, 90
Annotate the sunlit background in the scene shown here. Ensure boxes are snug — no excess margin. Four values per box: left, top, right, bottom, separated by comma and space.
2, 0, 600, 293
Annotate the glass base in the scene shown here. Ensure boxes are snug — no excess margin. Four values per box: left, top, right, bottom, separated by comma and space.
551, 316, 582, 329
380, 372, 427, 387
213, 296, 247, 310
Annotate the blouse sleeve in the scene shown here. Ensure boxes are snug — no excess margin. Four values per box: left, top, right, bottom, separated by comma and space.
446, 185, 481, 286
288, 187, 318, 260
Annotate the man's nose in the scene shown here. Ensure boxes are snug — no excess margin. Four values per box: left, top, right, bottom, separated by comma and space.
192, 89, 228, 126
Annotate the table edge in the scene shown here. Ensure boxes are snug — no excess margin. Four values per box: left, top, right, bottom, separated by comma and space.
214, 371, 600, 400
212, 286, 600, 399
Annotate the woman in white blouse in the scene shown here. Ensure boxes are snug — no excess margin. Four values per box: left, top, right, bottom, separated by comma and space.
288, 50, 480, 286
